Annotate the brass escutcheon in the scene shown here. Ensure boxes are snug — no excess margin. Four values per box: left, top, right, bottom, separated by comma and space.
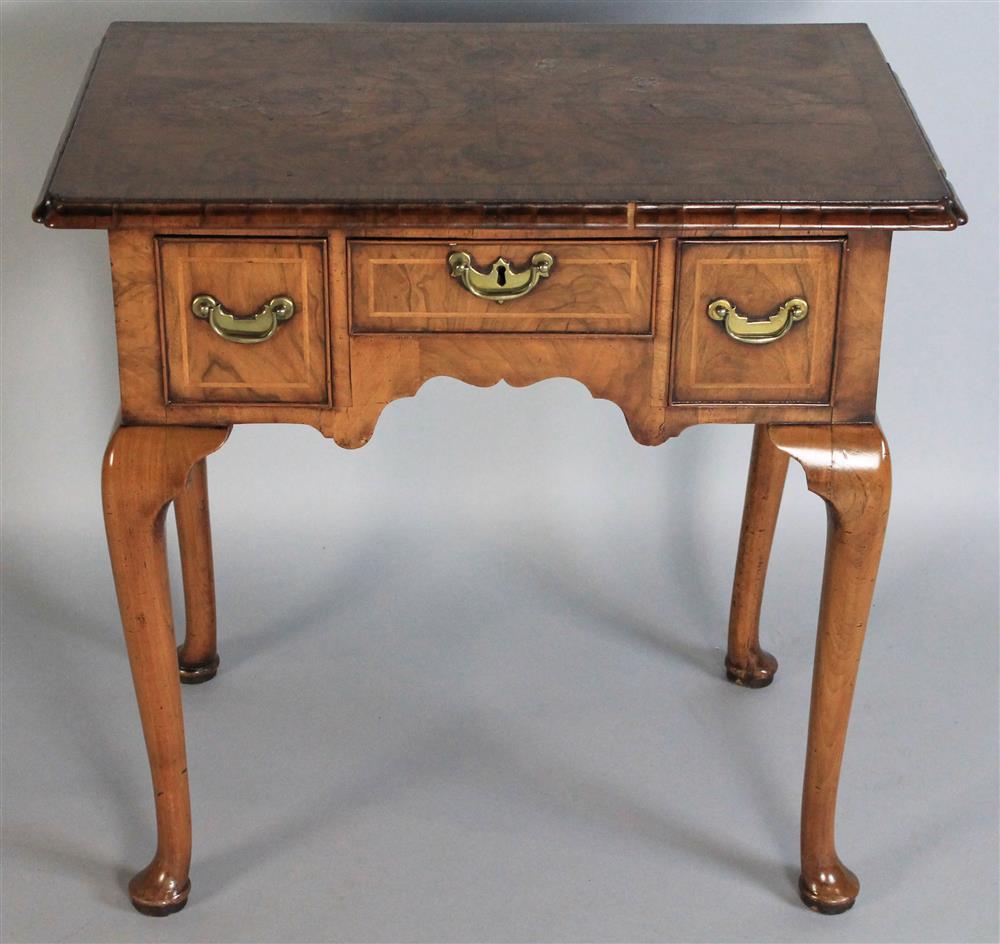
447, 251, 554, 304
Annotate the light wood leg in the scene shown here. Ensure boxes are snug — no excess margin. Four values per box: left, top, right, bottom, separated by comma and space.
725, 424, 789, 688
769, 422, 891, 914
102, 424, 230, 916
175, 459, 220, 684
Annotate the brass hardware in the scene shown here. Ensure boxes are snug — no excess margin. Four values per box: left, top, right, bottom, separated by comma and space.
707, 297, 808, 344
447, 250, 554, 304
191, 294, 295, 343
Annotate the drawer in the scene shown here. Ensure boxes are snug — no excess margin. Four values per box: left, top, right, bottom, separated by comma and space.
158, 238, 329, 404
671, 240, 842, 405
350, 240, 655, 334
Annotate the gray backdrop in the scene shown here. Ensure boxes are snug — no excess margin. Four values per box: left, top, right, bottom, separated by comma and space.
2, 2, 997, 942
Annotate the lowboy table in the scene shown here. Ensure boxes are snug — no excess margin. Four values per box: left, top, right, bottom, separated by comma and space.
35, 22, 965, 917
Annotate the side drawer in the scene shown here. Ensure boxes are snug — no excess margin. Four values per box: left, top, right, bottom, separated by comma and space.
158, 238, 329, 404
671, 240, 843, 405
350, 240, 655, 334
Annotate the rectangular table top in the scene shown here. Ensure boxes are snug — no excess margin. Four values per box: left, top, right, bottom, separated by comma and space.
35, 22, 964, 229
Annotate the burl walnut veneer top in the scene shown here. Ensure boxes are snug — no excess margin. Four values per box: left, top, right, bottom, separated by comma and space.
35, 22, 964, 229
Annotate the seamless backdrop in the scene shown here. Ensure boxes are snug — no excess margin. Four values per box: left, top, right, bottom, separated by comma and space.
1, 2, 997, 943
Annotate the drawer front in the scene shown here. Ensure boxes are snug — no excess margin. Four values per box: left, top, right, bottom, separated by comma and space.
350, 240, 655, 334
159, 238, 329, 404
671, 240, 842, 405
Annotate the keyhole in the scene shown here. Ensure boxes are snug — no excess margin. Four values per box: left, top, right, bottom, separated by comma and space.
496, 264, 507, 287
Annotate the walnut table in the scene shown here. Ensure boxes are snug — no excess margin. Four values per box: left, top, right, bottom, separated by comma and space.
35, 22, 965, 917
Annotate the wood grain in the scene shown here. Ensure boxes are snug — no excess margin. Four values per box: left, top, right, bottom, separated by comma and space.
350, 240, 654, 334
34, 23, 964, 230
329, 331, 669, 447
109, 229, 168, 425
102, 424, 230, 915
831, 230, 892, 420
724, 425, 789, 688
37, 19, 965, 919
768, 422, 891, 915
174, 459, 219, 683
672, 240, 842, 404
158, 238, 329, 404
107, 228, 892, 446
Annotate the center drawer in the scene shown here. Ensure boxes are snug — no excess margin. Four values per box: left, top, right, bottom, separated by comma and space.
349, 240, 655, 334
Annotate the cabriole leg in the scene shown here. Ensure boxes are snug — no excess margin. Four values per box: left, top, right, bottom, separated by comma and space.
725, 424, 788, 688
769, 423, 891, 914
102, 424, 230, 916
175, 459, 220, 683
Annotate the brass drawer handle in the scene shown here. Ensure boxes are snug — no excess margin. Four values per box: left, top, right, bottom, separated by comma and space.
447, 251, 554, 304
191, 294, 295, 344
707, 297, 808, 344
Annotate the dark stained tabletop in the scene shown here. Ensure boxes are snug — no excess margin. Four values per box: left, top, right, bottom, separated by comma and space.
35, 22, 964, 228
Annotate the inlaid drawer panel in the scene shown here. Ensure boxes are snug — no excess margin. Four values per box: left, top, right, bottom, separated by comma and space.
350, 240, 655, 334
671, 240, 843, 405
158, 238, 329, 404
